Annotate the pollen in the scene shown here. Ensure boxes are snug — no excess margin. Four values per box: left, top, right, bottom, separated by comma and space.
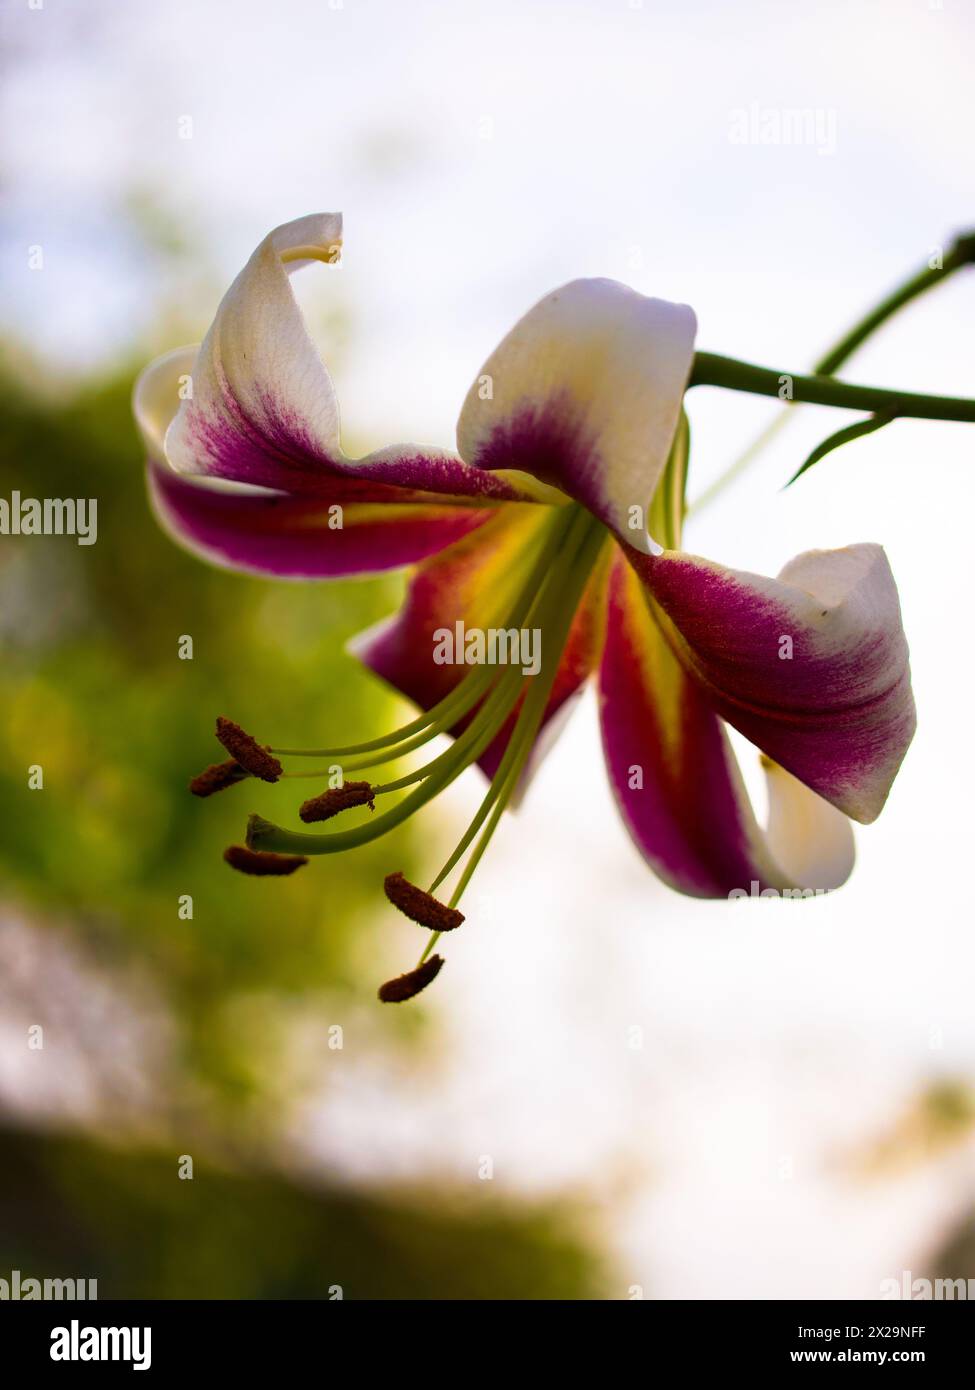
378, 954, 445, 1003
300, 780, 376, 823
189, 759, 248, 797
384, 872, 465, 932
215, 717, 282, 782
223, 844, 308, 876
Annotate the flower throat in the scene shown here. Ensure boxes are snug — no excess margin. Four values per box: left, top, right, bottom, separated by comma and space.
192, 501, 609, 1001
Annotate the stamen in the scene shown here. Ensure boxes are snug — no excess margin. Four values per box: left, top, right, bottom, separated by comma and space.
215, 717, 282, 782
243, 670, 524, 857
202, 506, 607, 1006
384, 872, 465, 931
266, 506, 579, 763
189, 759, 248, 797
224, 844, 307, 876
300, 781, 376, 823
378, 954, 444, 1003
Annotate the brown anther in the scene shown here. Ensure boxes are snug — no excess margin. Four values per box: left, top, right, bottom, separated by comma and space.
223, 845, 307, 876
300, 781, 376, 823
189, 759, 249, 798
383, 872, 465, 932
215, 717, 282, 782
378, 954, 444, 1003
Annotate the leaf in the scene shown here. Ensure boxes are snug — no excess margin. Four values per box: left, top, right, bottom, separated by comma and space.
785, 411, 895, 488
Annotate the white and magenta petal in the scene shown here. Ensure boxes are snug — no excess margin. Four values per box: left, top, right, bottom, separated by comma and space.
137, 341, 498, 578
599, 553, 855, 897
631, 543, 916, 823
457, 278, 696, 551
147, 459, 496, 580
137, 215, 534, 505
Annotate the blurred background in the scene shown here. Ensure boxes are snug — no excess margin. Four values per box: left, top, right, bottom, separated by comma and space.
1, 0, 974, 1299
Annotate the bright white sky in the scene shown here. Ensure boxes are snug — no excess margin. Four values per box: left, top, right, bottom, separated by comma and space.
3, 0, 975, 1297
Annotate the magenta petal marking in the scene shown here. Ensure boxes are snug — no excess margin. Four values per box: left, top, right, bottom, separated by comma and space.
599, 558, 767, 896
148, 460, 494, 579
468, 392, 611, 526
633, 545, 916, 823
183, 396, 529, 501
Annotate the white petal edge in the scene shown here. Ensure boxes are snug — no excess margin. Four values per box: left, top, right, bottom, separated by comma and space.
456, 277, 697, 551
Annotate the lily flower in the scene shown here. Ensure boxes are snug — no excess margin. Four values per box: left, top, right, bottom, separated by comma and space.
134, 214, 916, 1000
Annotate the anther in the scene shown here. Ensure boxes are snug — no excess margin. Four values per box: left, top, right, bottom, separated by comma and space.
189, 759, 248, 797
224, 845, 307, 876
300, 781, 376, 824
215, 717, 282, 782
378, 954, 444, 1003
384, 872, 465, 932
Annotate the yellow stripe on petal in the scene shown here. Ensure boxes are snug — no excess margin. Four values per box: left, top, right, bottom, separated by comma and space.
599, 550, 855, 898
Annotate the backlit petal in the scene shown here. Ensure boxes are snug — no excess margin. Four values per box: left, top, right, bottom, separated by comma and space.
632, 542, 916, 823
147, 458, 494, 579
599, 552, 855, 897
457, 278, 696, 551
136, 215, 533, 504
135, 310, 501, 579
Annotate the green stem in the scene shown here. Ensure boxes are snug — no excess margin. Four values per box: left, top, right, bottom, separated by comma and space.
813, 235, 974, 376
688, 352, 975, 423
688, 230, 975, 514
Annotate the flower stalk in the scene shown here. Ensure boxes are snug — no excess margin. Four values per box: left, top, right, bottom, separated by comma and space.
689, 229, 975, 512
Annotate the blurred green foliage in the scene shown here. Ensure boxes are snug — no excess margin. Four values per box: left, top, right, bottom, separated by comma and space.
0, 366, 605, 1297
0, 366, 430, 1108
0, 1123, 599, 1299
